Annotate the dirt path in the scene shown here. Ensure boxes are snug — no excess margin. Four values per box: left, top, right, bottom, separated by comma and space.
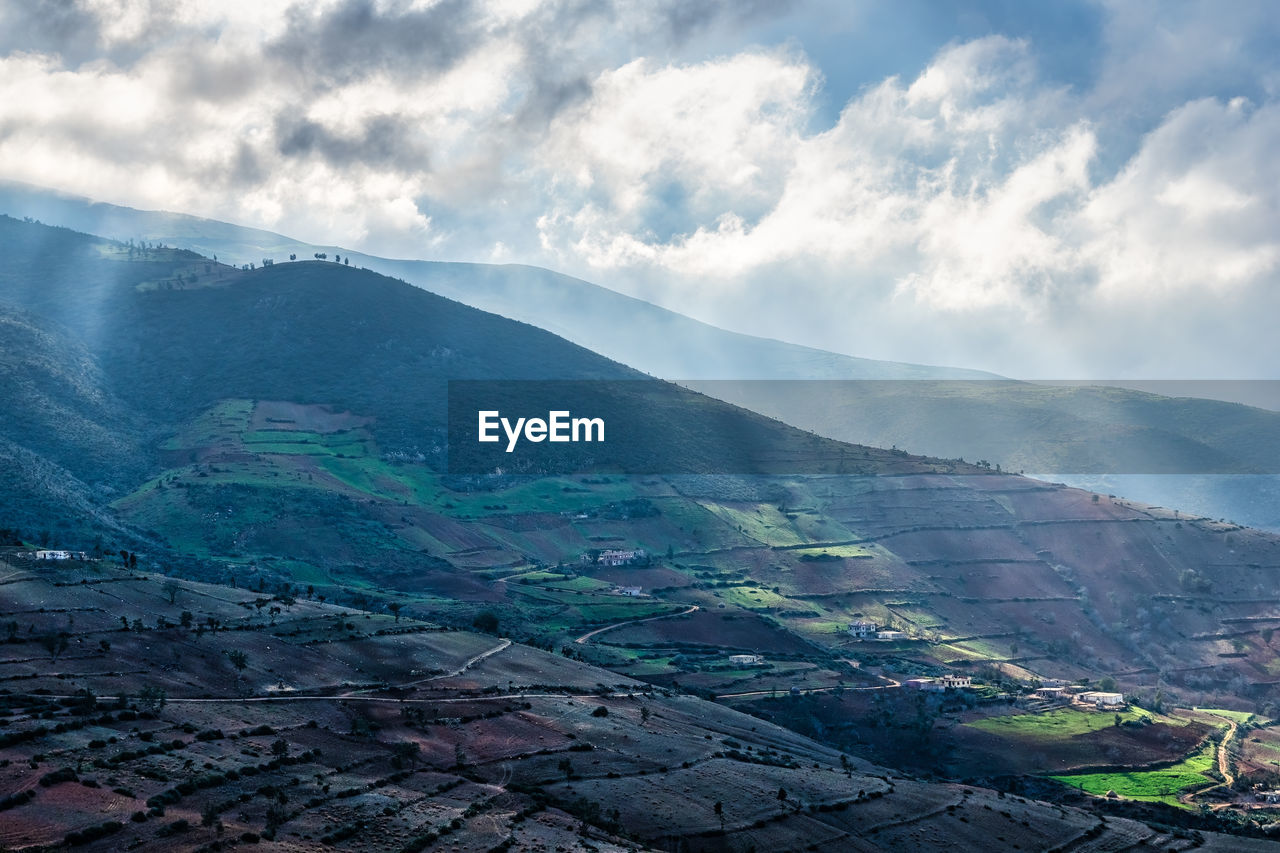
1177, 713, 1241, 806
1217, 717, 1238, 787
339, 638, 513, 695
573, 605, 698, 645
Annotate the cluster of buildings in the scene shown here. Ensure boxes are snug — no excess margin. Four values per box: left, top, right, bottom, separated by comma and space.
904, 674, 973, 691
581, 548, 647, 567
847, 620, 907, 641
34, 550, 91, 561
1032, 684, 1127, 708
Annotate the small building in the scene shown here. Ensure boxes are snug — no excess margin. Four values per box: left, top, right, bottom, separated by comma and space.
35, 550, 85, 561
1259, 791, 1280, 804
874, 630, 906, 641
1077, 691, 1125, 708
1039, 678, 1070, 688
728, 654, 762, 666
847, 620, 878, 639
904, 677, 943, 691
1035, 686, 1068, 700
938, 675, 972, 689
617, 586, 643, 597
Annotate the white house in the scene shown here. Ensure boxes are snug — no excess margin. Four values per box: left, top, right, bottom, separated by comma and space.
938, 675, 972, 689
874, 630, 907, 641
1077, 691, 1125, 708
728, 654, 762, 666
847, 620, 878, 639
598, 549, 646, 567
35, 550, 84, 561
618, 586, 643, 597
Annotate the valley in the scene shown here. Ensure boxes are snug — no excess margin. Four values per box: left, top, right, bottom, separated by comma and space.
3, 215, 1280, 848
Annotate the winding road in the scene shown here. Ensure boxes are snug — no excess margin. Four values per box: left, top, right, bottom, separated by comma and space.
573, 604, 699, 645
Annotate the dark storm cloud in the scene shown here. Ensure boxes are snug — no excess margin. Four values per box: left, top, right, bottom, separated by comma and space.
268, 0, 484, 86
275, 113, 431, 171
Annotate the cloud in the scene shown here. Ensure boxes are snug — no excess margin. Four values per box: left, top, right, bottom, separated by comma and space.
0, 0, 1277, 377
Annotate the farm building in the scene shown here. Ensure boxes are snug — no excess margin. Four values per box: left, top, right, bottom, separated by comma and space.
35, 550, 87, 560
904, 677, 944, 691
1035, 686, 1068, 700
938, 675, 972, 689
1077, 691, 1125, 708
847, 620, 878, 638
598, 549, 646, 566
617, 586, 643, 597
874, 630, 906, 641
728, 654, 762, 666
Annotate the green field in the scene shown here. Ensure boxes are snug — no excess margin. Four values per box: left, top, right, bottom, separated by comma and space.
966, 707, 1172, 739
1049, 740, 1217, 807
1192, 707, 1256, 723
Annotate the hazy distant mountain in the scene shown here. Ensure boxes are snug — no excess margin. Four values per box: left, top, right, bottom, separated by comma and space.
0, 180, 995, 381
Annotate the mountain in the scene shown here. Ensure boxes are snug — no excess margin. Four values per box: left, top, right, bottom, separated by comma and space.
0, 179, 995, 381
7, 181, 1280, 535
0, 214, 958, 538
6, 215, 1280, 838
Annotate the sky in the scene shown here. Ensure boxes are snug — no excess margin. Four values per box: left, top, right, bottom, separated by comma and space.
1, 0, 1278, 378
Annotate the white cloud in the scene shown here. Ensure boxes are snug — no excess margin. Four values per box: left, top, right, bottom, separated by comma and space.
0, 1, 1277, 376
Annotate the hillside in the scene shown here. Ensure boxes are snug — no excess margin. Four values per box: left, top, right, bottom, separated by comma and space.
7, 181, 1280, 534
6, 215, 1280, 841
2, 554, 1275, 852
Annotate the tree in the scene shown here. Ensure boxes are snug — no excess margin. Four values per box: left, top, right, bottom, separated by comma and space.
226, 649, 249, 675
777, 787, 788, 813
640, 706, 651, 725
40, 633, 68, 660
472, 611, 499, 634
271, 739, 289, 757
714, 800, 724, 831
392, 741, 419, 769
138, 686, 167, 714
388, 602, 403, 622
162, 580, 181, 604
180, 611, 193, 629
1098, 676, 1118, 693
